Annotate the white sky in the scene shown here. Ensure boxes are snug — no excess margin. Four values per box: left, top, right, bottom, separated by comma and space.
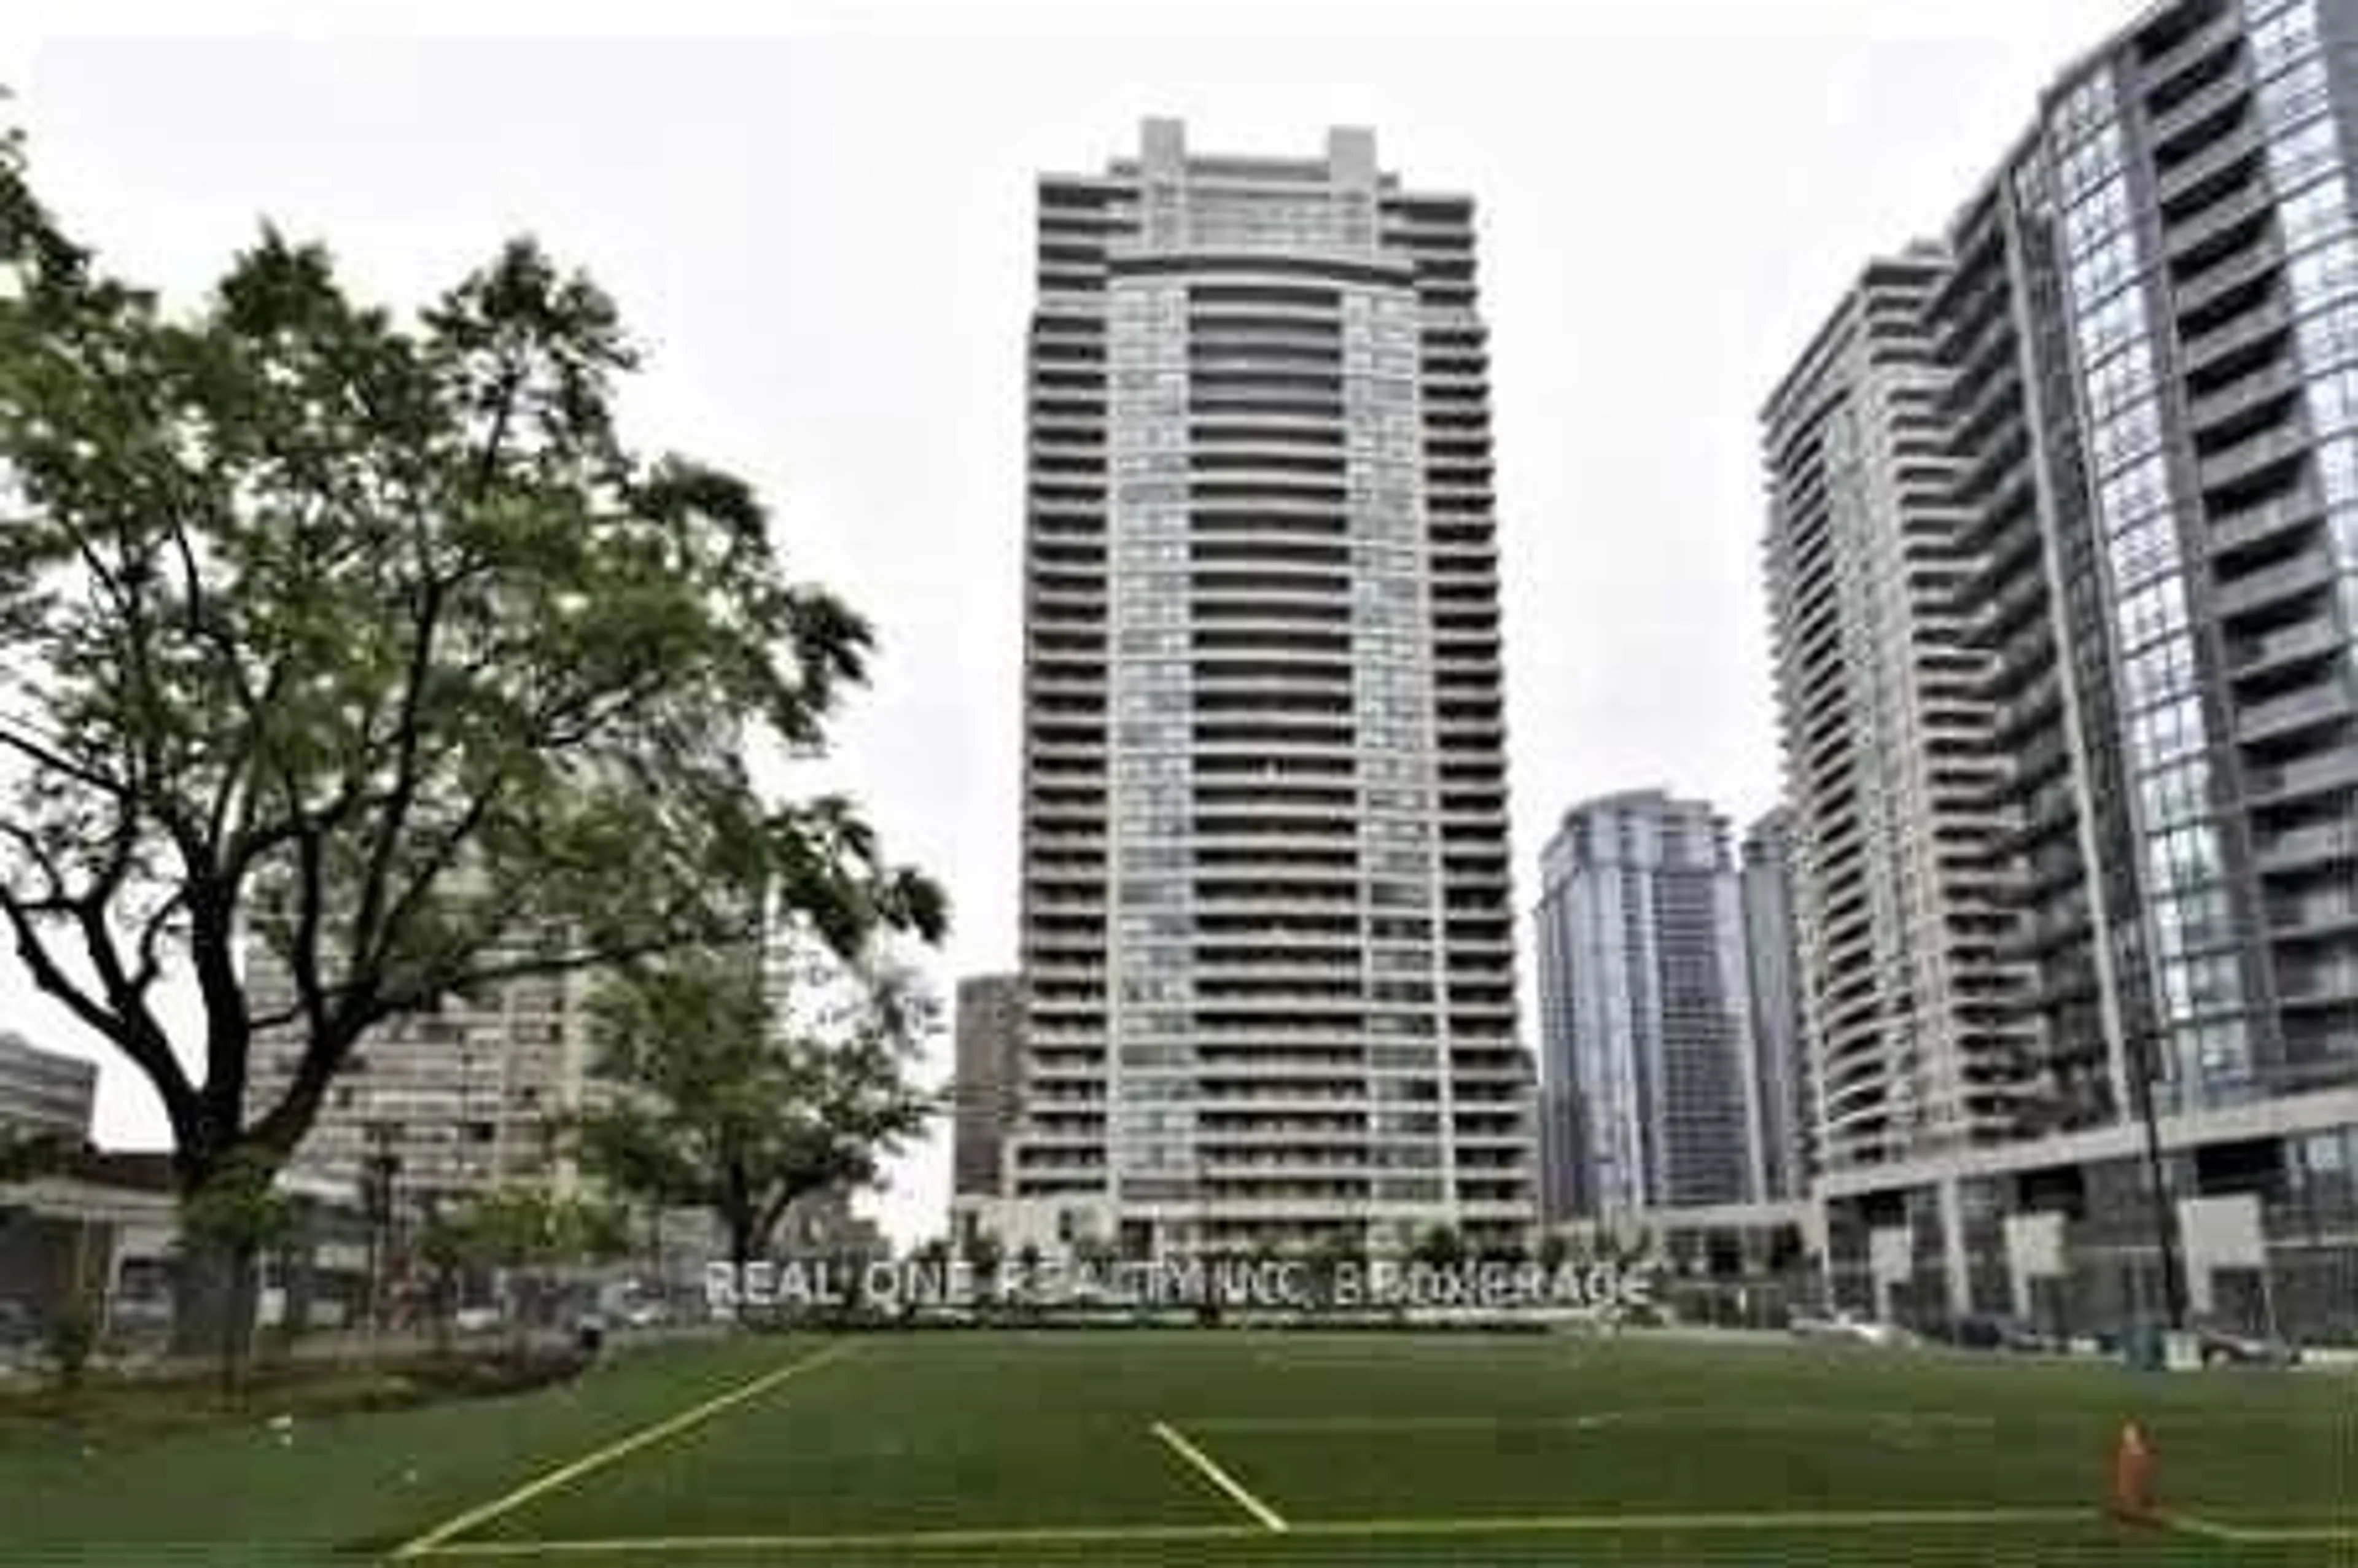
4, 0, 2138, 1247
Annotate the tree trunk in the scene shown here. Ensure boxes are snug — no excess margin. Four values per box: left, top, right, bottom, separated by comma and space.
507, 1269, 532, 1363
725, 1200, 760, 1276
173, 1236, 261, 1392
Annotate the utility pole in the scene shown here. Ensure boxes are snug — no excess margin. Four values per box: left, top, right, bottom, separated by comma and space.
2128, 1030, 2185, 1341
362, 1122, 402, 1344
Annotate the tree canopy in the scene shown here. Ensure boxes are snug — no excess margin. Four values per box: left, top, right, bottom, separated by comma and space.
576, 936, 938, 1269
0, 122, 944, 1193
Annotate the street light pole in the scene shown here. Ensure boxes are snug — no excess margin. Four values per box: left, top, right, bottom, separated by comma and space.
362, 1123, 402, 1346
2129, 1030, 2186, 1338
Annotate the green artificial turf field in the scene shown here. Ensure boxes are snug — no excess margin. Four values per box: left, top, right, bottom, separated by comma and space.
6, 1331, 2354, 1565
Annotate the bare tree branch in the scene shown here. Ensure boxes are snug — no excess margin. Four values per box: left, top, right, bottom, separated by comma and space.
0, 720, 130, 797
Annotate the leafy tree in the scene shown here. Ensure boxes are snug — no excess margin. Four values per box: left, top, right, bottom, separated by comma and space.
0, 126, 940, 1339
1537, 1230, 1571, 1275
0, 1126, 70, 1186
1409, 1225, 1466, 1270
416, 1185, 627, 1356
576, 943, 938, 1274
176, 1148, 298, 1388
43, 1297, 97, 1392
1309, 1229, 1364, 1306
964, 1230, 1003, 1298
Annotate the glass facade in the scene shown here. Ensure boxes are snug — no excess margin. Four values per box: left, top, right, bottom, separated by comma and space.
2049, 67, 2250, 1096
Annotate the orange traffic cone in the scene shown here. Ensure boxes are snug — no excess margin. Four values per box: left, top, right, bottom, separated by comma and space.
2109, 1420, 2158, 1524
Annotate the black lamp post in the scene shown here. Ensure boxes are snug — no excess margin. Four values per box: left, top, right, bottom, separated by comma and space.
362, 1122, 402, 1333
2128, 1031, 2187, 1338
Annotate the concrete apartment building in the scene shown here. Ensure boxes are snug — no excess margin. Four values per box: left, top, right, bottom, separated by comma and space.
1533, 793, 1760, 1219
1767, 0, 2358, 1340
1740, 809, 1815, 1201
245, 962, 596, 1212
951, 972, 1024, 1201
1000, 119, 1532, 1259
1761, 251, 2029, 1183
0, 1031, 97, 1145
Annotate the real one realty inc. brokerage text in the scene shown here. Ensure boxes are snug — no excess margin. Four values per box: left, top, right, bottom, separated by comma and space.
704, 1258, 1663, 1312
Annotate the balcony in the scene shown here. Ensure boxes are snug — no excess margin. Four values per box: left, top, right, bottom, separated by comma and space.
2216, 546, 2339, 621
2178, 277, 2290, 372
2276, 961, 2358, 1008
2257, 820, 2358, 875
2230, 615, 2346, 679
2156, 120, 2267, 210
2198, 421, 2309, 494
2211, 481, 2326, 561
2166, 176, 2276, 270
1991, 673, 2062, 747
2149, 53, 2252, 148
2185, 347, 2300, 433
2139, 6, 2243, 95
2246, 747, 2358, 805
2269, 888, 2358, 942
2236, 678, 2356, 745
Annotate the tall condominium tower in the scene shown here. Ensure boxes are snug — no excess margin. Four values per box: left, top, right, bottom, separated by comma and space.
1533, 792, 1759, 1217
1934, 0, 2358, 1130
1761, 252, 2029, 1178
1009, 120, 1530, 1257
1740, 808, 1815, 1200
1767, 0, 2358, 1334
951, 973, 1024, 1201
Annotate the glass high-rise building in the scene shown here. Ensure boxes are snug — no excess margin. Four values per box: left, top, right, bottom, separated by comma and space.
1766, 0, 2358, 1336
1007, 120, 1531, 1258
1533, 792, 1761, 1219
951, 973, 1024, 1201
1740, 808, 1815, 1202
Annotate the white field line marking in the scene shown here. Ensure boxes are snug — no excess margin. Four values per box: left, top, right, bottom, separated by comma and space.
2163, 1512, 2358, 1544
1151, 1420, 1290, 1533
400, 1505, 2106, 1557
1185, 1408, 1999, 1434
392, 1340, 863, 1559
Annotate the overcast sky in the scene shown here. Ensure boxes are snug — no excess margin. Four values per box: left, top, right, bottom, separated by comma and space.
6, 0, 2137, 1245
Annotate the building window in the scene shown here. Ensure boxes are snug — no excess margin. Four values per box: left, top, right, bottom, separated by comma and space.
2288, 235, 2358, 310
2084, 338, 2157, 419
2250, 0, 2322, 80
2055, 123, 2123, 203
2115, 576, 2190, 652
2090, 394, 2164, 475
2064, 176, 2133, 257
2127, 694, 2206, 770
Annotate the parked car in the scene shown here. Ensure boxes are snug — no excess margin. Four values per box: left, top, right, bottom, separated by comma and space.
2198, 1326, 2302, 1368
1928, 1313, 2068, 1354
1792, 1310, 1909, 1346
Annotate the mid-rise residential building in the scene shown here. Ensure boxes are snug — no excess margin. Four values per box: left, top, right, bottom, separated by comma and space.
1741, 808, 1815, 1200
951, 974, 1024, 1200
246, 963, 596, 1211
1767, 0, 2358, 1341
1005, 118, 1532, 1257
1533, 791, 1759, 1217
0, 1032, 96, 1145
